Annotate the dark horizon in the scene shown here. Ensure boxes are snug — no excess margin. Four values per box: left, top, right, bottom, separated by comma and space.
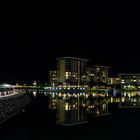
0, 2, 139, 83
0, 30, 139, 84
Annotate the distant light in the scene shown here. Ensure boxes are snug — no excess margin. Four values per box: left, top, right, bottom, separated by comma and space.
33, 91, 36, 96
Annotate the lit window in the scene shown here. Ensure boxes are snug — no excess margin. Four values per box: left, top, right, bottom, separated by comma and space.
65, 103, 69, 110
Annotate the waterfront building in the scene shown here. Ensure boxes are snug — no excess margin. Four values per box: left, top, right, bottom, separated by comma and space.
49, 70, 57, 86
87, 65, 110, 84
118, 73, 140, 86
57, 57, 88, 85
86, 67, 95, 83
108, 77, 120, 85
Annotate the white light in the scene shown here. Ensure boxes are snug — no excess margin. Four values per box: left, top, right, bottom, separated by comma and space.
33, 91, 36, 96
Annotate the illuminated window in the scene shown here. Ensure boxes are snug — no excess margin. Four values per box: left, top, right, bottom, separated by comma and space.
65, 103, 69, 110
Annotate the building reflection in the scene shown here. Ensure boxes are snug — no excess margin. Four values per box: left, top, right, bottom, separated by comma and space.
48, 92, 110, 125
27, 90, 140, 126
87, 95, 109, 116
107, 91, 140, 108
120, 91, 140, 107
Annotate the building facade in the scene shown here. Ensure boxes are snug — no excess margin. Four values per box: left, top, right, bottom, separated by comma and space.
108, 77, 120, 85
118, 73, 140, 86
87, 65, 110, 84
57, 57, 88, 85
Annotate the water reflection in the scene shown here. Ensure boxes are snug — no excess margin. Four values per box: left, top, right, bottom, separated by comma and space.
48, 92, 109, 125
29, 90, 140, 125
120, 91, 140, 107
87, 96, 109, 116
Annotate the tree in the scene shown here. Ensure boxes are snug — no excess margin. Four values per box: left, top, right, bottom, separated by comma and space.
88, 79, 95, 93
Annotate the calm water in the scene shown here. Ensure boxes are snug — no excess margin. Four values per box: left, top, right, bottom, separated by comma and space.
1, 90, 140, 140
47, 92, 109, 125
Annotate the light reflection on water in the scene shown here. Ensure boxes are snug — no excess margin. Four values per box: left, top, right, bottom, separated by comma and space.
108, 91, 140, 107
120, 91, 140, 107
30, 90, 140, 125
48, 92, 109, 125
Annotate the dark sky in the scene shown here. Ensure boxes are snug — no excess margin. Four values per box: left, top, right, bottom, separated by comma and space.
0, 1, 139, 83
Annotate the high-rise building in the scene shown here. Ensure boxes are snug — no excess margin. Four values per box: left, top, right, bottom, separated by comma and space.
57, 57, 88, 85
87, 65, 110, 84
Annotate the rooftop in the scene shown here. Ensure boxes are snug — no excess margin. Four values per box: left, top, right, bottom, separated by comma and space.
57, 57, 88, 61
89, 65, 110, 68
119, 73, 140, 76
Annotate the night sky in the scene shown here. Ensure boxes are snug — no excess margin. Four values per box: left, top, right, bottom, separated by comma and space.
0, 1, 138, 84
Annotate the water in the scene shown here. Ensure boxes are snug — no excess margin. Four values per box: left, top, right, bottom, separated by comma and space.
48, 92, 109, 125
1, 90, 140, 140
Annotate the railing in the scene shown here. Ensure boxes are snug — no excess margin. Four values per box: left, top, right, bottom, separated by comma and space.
0, 90, 24, 100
